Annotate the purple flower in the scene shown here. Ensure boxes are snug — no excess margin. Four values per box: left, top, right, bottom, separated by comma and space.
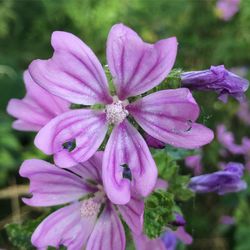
28, 23, 213, 204
185, 154, 203, 175
189, 162, 247, 195
220, 215, 235, 225
133, 224, 192, 250
216, 0, 240, 21
7, 71, 69, 131
169, 213, 186, 227
20, 152, 144, 250
181, 65, 249, 102
237, 101, 250, 126
217, 125, 245, 154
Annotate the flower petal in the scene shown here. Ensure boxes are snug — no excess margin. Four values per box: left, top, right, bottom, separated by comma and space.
132, 233, 166, 250
128, 88, 214, 149
7, 71, 69, 131
20, 159, 95, 207
70, 151, 103, 183
32, 202, 96, 250
29, 31, 112, 105
117, 195, 144, 234
102, 119, 158, 204
34, 109, 108, 168
86, 204, 125, 250
107, 23, 177, 100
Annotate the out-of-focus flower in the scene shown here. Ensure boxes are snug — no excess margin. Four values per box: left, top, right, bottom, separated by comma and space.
28, 23, 213, 204
133, 227, 192, 250
220, 215, 235, 225
217, 125, 245, 154
216, 0, 240, 21
185, 154, 203, 175
237, 101, 250, 126
133, 213, 192, 250
181, 65, 249, 103
189, 162, 247, 195
7, 71, 69, 131
20, 152, 144, 250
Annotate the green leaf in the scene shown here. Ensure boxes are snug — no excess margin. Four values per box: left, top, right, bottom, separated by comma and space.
144, 190, 175, 239
153, 149, 194, 201
164, 145, 197, 161
5, 217, 43, 250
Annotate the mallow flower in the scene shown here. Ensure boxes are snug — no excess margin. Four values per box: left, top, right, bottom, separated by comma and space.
7, 70, 69, 131
217, 124, 245, 154
19, 152, 144, 250
237, 101, 250, 125
189, 162, 247, 194
181, 65, 249, 102
185, 154, 203, 175
216, 0, 240, 21
29, 23, 213, 204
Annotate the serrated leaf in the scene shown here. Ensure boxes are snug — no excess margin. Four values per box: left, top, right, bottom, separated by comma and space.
144, 190, 175, 239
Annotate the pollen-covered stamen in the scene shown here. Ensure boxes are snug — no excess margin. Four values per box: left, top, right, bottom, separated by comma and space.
80, 197, 101, 217
105, 98, 129, 125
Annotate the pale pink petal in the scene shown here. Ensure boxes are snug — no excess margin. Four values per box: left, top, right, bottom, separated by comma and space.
132, 233, 166, 250
102, 119, 158, 204
128, 88, 214, 149
23, 70, 69, 115
34, 109, 108, 168
20, 159, 96, 207
86, 204, 125, 250
117, 195, 144, 234
7, 99, 51, 128
29, 31, 112, 105
12, 120, 42, 131
107, 23, 178, 100
7, 71, 69, 131
32, 202, 96, 250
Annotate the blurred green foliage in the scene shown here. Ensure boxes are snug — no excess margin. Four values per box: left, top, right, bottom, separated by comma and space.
1, 0, 250, 249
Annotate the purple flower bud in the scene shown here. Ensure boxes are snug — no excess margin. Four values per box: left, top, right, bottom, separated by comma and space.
181, 65, 249, 103
161, 231, 177, 250
169, 213, 186, 227
189, 162, 247, 195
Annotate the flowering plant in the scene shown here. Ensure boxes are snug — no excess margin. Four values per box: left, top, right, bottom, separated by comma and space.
5, 22, 249, 250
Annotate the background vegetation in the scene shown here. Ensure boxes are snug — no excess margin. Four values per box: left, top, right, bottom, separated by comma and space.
1, 0, 250, 249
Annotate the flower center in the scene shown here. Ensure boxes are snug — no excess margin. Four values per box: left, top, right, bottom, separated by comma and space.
80, 197, 101, 217
105, 97, 129, 125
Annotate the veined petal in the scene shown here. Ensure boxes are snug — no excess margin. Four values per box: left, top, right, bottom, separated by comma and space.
117, 195, 144, 234
32, 202, 96, 250
102, 119, 157, 204
20, 159, 96, 207
70, 151, 103, 183
128, 88, 214, 149
86, 204, 125, 250
12, 120, 41, 131
107, 23, 177, 100
34, 109, 108, 168
29, 31, 112, 105
7, 71, 69, 131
